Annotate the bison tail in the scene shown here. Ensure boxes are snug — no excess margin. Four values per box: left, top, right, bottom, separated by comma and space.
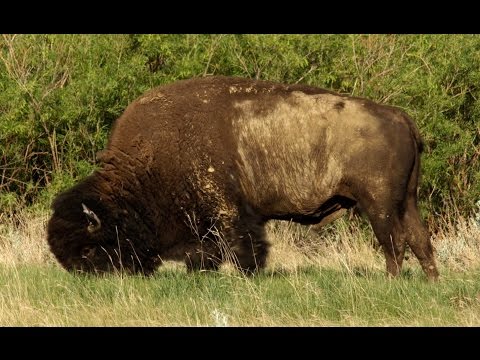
416, 134, 425, 154
403, 113, 424, 154
402, 112, 424, 202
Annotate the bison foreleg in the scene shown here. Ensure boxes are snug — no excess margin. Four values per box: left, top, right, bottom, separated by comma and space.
362, 204, 407, 278
184, 250, 221, 272
229, 220, 270, 275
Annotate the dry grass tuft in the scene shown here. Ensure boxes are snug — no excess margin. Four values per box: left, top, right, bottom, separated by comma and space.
0, 211, 479, 326
0, 211, 55, 267
266, 219, 384, 274
0, 210, 479, 275
434, 217, 480, 272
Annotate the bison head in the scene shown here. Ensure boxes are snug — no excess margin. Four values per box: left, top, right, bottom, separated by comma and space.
46, 176, 160, 275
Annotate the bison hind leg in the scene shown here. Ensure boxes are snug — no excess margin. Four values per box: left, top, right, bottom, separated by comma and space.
359, 189, 438, 281
359, 199, 407, 278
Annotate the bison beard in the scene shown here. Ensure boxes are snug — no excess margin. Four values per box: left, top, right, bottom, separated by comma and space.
46, 76, 439, 280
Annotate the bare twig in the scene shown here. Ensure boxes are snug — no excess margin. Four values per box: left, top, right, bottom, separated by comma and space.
203, 35, 224, 76
295, 63, 318, 84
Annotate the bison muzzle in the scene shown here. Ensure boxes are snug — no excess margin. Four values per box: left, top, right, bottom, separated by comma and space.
47, 76, 439, 280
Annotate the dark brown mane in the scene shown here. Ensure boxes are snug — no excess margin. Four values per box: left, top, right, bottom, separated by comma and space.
47, 171, 162, 274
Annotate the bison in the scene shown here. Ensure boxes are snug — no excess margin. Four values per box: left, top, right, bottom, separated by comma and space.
47, 76, 439, 280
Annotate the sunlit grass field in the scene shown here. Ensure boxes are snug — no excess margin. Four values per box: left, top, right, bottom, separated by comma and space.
0, 211, 479, 326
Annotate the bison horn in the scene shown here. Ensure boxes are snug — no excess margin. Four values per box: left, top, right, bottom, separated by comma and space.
81, 203, 102, 233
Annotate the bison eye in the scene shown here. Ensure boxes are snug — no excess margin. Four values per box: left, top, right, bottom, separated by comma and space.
81, 245, 97, 259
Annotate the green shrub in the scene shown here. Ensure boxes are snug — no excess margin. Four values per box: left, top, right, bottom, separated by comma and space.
1, 34, 478, 227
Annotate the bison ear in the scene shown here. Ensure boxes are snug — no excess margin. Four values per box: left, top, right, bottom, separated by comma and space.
81, 203, 102, 233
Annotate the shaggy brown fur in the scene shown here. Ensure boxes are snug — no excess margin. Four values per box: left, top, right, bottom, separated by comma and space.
47, 76, 439, 280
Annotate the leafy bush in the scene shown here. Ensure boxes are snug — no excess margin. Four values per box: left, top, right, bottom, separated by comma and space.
0, 34, 478, 227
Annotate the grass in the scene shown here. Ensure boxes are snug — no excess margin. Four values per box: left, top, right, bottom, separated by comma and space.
0, 210, 479, 326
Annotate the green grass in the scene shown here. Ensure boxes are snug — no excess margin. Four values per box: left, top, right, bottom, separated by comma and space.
1, 264, 479, 326
1, 212, 479, 326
